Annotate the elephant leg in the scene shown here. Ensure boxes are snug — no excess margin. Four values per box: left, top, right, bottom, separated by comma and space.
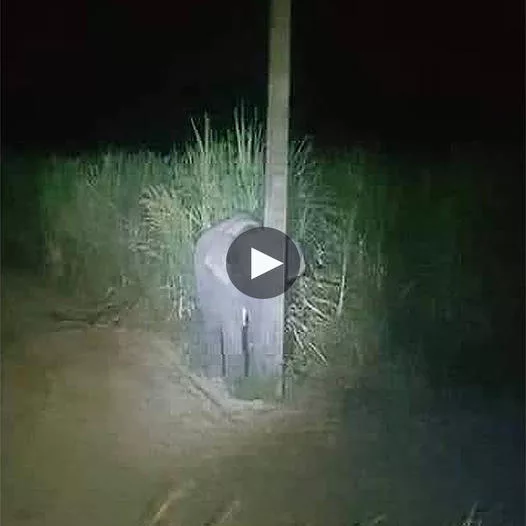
222, 331, 244, 379
242, 318, 250, 377
188, 310, 206, 373
201, 317, 225, 378
242, 302, 263, 377
221, 308, 247, 379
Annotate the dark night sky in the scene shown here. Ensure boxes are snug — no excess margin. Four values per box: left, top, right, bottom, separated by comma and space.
2, 0, 523, 150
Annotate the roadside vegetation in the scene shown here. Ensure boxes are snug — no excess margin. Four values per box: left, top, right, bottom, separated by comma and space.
2, 110, 500, 397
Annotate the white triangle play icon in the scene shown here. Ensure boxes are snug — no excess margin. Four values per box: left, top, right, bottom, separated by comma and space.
250, 248, 283, 280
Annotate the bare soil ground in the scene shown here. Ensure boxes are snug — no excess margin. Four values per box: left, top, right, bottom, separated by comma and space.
2, 272, 524, 526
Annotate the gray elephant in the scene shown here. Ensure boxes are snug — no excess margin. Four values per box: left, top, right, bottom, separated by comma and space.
192, 213, 304, 380
193, 213, 259, 379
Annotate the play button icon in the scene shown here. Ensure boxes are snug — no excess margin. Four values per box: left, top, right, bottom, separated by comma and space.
251, 248, 283, 279
226, 226, 303, 299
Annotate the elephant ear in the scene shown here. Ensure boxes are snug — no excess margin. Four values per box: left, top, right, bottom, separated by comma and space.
223, 213, 259, 237
200, 213, 260, 286
204, 247, 230, 286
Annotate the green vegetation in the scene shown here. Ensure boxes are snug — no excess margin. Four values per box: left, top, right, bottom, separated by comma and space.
2, 111, 503, 394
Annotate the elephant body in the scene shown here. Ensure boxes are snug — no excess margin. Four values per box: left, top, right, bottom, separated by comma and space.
192, 213, 305, 380
193, 214, 260, 379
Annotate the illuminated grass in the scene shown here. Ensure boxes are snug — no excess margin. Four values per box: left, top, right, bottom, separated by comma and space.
33, 111, 381, 378
3, 115, 493, 390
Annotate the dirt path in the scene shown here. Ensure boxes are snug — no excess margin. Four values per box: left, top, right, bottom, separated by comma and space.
1, 272, 328, 526
142, 388, 524, 526
2, 273, 524, 526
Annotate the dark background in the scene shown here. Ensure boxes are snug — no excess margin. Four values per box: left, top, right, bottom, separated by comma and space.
2, 0, 523, 150
2, 0, 524, 394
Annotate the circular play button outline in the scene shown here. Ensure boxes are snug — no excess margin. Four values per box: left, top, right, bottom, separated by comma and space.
226, 227, 303, 299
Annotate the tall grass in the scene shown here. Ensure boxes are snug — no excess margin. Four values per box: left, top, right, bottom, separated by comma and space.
8, 113, 497, 389
310, 143, 502, 392
380, 146, 501, 389
35, 111, 379, 378
39, 151, 170, 303
310, 148, 395, 377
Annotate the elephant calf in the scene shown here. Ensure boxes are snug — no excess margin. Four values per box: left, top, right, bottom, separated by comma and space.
192, 213, 305, 380
193, 214, 259, 379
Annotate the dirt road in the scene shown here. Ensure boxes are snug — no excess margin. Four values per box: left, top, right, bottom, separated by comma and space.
2, 273, 524, 525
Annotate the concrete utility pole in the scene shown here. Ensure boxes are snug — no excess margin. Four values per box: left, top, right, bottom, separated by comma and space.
260, 0, 291, 381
